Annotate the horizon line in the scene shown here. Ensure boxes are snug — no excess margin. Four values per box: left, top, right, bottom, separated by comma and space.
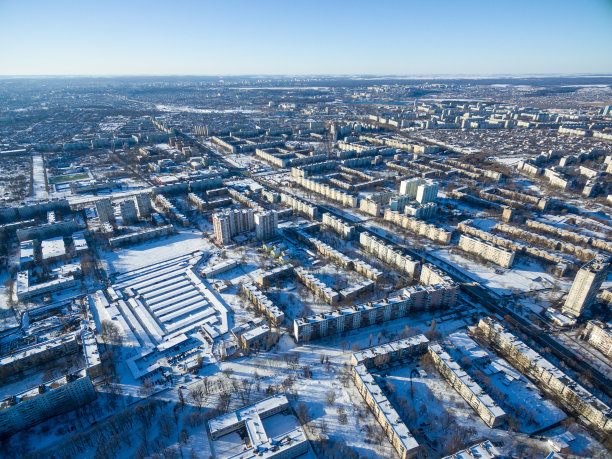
2, 73, 612, 79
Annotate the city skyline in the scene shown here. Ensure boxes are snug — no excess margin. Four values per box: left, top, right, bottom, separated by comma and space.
1, 0, 612, 76
1, 1, 612, 457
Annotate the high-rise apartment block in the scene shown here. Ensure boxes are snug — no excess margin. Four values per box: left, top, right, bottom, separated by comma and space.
213, 214, 232, 245
120, 199, 138, 225
95, 198, 114, 223
212, 209, 255, 245
227, 209, 254, 235
254, 211, 278, 241
399, 178, 421, 197
562, 258, 610, 318
135, 193, 152, 218
416, 181, 439, 204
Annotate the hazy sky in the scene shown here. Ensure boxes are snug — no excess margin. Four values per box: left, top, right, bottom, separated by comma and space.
1, 0, 611, 76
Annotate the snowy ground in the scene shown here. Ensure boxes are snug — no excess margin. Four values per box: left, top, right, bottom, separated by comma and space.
554, 331, 612, 380
103, 229, 213, 274
431, 246, 564, 296
376, 362, 490, 456
31, 154, 48, 200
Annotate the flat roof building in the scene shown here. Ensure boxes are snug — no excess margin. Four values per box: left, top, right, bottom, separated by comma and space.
562, 258, 610, 318
209, 394, 308, 459
120, 198, 138, 225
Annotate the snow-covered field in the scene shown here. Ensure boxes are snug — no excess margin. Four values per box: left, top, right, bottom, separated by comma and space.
103, 229, 212, 274
432, 246, 563, 295
31, 154, 48, 200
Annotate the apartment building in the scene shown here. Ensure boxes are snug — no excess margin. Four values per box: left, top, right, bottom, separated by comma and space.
399, 178, 422, 197
428, 343, 507, 428
254, 211, 278, 241
477, 318, 612, 434
212, 214, 232, 245
95, 198, 114, 223
212, 208, 255, 245
416, 181, 439, 204
135, 192, 152, 218
562, 258, 610, 318
119, 199, 138, 225
384, 210, 451, 244
360, 232, 420, 277
349, 337, 426, 457
0, 371, 97, 436
108, 225, 176, 248
322, 212, 355, 240
294, 284, 457, 342
458, 234, 515, 268
280, 193, 318, 220
241, 281, 285, 326
582, 321, 612, 357
294, 266, 339, 305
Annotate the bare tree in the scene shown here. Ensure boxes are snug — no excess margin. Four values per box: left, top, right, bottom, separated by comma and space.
326, 389, 336, 406
189, 384, 205, 410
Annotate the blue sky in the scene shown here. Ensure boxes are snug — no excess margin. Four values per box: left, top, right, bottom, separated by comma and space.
1, 0, 611, 75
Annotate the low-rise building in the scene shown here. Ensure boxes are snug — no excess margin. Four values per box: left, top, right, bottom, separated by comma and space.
208, 394, 308, 459
256, 265, 294, 287
442, 441, 501, 459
